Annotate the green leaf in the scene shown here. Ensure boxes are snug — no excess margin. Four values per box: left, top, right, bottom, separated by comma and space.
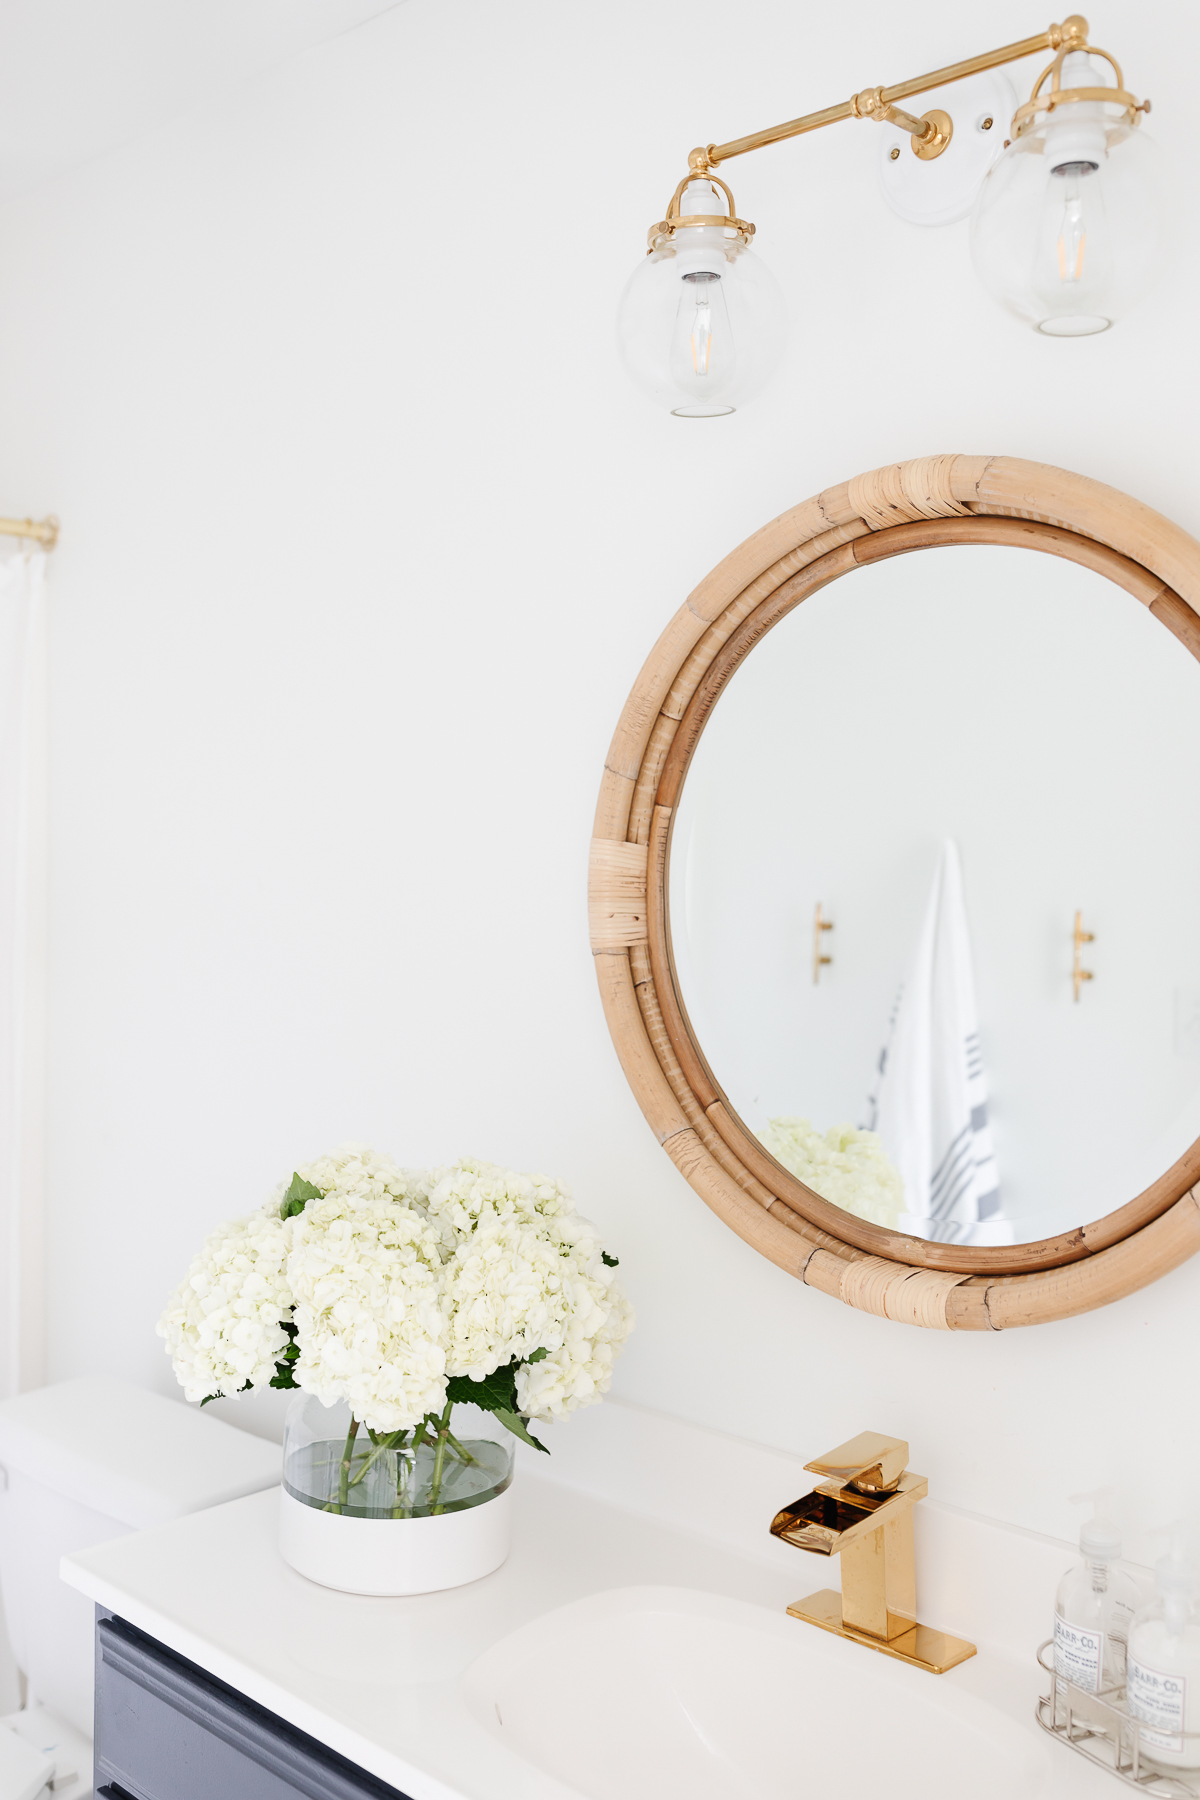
280, 1173, 323, 1219
443, 1356, 551, 1452
445, 1362, 519, 1415
201, 1380, 251, 1406
269, 1313, 300, 1389
601, 1251, 619, 1267
494, 1408, 549, 1454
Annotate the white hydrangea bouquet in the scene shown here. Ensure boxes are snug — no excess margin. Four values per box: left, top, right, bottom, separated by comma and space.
158, 1147, 632, 1546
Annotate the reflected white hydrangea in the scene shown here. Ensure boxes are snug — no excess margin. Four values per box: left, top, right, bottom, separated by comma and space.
759, 1118, 904, 1229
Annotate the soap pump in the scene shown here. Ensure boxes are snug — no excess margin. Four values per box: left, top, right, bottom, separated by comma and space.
1127, 1524, 1200, 1770
1053, 1490, 1141, 1694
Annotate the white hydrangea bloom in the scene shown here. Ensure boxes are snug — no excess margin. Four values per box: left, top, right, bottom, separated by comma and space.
156, 1206, 293, 1403
287, 1186, 448, 1434
159, 1145, 632, 1437
427, 1158, 633, 1419
268, 1142, 418, 1213
759, 1118, 904, 1228
515, 1276, 635, 1421
426, 1157, 573, 1238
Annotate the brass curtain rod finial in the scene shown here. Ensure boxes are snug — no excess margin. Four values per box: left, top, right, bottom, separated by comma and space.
0, 514, 58, 550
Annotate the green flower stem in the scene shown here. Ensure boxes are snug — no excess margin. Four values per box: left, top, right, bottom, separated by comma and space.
345, 1429, 408, 1492
428, 1401, 453, 1515
337, 1417, 360, 1511
392, 1418, 432, 1519
443, 1427, 477, 1466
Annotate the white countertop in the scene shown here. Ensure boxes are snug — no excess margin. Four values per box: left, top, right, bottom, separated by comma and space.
62, 1460, 1115, 1800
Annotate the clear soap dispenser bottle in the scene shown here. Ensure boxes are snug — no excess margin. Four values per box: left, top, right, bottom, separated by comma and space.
1127, 1527, 1200, 1770
1053, 1493, 1141, 1694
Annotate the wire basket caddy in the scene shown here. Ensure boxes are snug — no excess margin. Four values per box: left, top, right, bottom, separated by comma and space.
1038, 1641, 1200, 1794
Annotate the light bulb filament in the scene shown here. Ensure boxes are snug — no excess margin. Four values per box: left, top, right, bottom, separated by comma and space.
1057, 224, 1086, 283
1057, 195, 1087, 283
691, 298, 713, 374
683, 270, 719, 378
1051, 160, 1097, 287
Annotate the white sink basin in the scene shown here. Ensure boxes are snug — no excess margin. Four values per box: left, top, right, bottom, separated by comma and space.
462, 1585, 1052, 1800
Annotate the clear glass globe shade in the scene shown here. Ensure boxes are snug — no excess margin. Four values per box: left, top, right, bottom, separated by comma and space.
616, 230, 787, 417
969, 123, 1166, 336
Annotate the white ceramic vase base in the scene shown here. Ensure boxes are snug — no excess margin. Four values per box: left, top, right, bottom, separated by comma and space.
278, 1485, 512, 1596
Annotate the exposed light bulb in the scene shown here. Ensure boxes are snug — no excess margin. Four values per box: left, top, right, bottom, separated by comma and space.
682, 272, 719, 374
616, 177, 786, 417
670, 269, 736, 398
1054, 164, 1093, 285
970, 50, 1165, 337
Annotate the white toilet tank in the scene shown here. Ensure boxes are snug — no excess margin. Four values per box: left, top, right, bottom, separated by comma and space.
0, 1378, 281, 1739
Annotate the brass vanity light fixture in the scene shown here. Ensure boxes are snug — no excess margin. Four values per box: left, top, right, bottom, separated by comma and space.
1073, 909, 1095, 1002
770, 1431, 976, 1674
812, 903, 833, 986
617, 15, 1161, 415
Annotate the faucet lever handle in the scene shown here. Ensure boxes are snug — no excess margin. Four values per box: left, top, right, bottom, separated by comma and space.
804, 1431, 908, 1494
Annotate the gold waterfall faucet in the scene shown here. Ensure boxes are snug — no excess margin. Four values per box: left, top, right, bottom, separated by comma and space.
769, 1431, 976, 1673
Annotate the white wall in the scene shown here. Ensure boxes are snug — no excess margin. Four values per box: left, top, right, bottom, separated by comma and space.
0, 0, 1195, 1567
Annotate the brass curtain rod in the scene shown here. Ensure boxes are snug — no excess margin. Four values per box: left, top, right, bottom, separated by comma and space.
703, 16, 1087, 164
0, 516, 58, 550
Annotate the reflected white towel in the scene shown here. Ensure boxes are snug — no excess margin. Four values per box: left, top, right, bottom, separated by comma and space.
866, 840, 1000, 1229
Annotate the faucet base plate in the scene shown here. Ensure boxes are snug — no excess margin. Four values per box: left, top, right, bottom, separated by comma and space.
787, 1589, 977, 1674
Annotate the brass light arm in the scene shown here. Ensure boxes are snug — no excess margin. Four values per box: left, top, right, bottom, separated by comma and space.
702, 16, 1090, 167
654, 15, 1149, 252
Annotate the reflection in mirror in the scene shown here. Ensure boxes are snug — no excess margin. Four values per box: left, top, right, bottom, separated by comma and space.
668, 544, 1200, 1247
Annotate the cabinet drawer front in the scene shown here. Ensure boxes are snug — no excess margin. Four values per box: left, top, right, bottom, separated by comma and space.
96, 1615, 412, 1800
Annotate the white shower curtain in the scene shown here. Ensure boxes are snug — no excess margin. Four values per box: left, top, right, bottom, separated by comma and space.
0, 548, 46, 1399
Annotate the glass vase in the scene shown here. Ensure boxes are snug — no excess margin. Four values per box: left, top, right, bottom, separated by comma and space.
278, 1393, 515, 1596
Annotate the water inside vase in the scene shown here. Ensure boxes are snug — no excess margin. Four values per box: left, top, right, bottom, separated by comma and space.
284, 1435, 513, 1520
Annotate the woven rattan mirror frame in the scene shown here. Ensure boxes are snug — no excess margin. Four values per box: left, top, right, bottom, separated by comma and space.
589, 457, 1200, 1330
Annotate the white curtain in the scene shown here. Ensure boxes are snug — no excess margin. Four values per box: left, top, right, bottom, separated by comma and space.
0, 548, 46, 1399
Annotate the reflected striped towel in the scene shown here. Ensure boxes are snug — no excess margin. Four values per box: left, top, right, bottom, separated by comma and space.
865, 840, 1000, 1235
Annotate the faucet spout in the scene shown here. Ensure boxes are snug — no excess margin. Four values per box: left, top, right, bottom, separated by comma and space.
769, 1469, 926, 1555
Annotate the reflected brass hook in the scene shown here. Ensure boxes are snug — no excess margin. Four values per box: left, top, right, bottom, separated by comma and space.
813, 903, 833, 985
1073, 910, 1095, 1003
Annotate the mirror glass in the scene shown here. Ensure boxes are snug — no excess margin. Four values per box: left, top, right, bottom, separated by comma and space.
668, 543, 1200, 1247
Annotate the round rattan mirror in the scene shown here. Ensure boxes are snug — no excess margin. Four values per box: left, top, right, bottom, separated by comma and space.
589, 457, 1200, 1330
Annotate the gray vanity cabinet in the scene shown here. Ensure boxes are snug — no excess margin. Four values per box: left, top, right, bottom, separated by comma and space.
94, 1611, 413, 1800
